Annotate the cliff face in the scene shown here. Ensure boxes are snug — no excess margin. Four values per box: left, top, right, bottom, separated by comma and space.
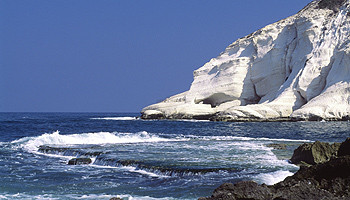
142, 0, 350, 121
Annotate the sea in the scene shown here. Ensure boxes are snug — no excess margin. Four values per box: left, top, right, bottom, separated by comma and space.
1, 112, 349, 200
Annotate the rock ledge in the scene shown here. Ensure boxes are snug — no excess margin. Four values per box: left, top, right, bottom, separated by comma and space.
199, 138, 350, 200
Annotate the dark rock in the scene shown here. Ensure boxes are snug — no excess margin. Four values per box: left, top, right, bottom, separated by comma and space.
338, 138, 350, 156
318, 0, 347, 12
116, 159, 238, 175
201, 156, 350, 200
200, 138, 350, 200
192, 114, 215, 120
110, 198, 123, 200
68, 158, 92, 165
38, 145, 103, 157
140, 112, 165, 120
290, 141, 339, 165
266, 143, 287, 150
207, 181, 273, 200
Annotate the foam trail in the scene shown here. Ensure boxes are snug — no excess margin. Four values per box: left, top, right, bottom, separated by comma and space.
15, 131, 184, 152
91, 117, 137, 120
0, 193, 177, 200
184, 135, 312, 142
121, 166, 169, 178
254, 170, 294, 185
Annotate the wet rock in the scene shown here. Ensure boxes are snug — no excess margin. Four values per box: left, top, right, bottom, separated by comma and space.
200, 138, 350, 200
201, 156, 350, 200
115, 159, 238, 175
68, 158, 92, 165
290, 141, 339, 165
266, 143, 287, 150
338, 138, 350, 157
38, 145, 103, 157
202, 181, 273, 200
110, 198, 123, 200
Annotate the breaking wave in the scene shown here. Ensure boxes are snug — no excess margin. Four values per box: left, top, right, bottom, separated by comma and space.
254, 170, 294, 185
178, 135, 312, 142
12, 131, 183, 152
0, 193, 178, 200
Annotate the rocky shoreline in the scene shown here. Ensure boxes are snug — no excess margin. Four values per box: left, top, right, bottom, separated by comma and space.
140, 113, 350, 122
199, 138, 350, 200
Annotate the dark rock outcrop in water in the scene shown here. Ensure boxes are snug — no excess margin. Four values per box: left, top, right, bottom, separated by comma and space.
38, 145, 103, 157
110, 198, 122, 200
266, 143, 287, 150
68, 158, 92, 165
200, 138, 350, 200
113, 159, 238, 175
290, 141, 340, 165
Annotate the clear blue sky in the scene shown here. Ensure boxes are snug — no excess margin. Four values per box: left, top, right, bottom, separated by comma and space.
0, 0, 312, 112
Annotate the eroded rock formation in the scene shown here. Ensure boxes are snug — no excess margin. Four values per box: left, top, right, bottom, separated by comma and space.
142, 0, 350, 121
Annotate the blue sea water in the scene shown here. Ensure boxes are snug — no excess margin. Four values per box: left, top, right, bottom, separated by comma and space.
0, 112, 349, 200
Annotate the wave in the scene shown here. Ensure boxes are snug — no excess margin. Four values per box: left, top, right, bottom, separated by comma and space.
182, 135, 312, 142
0, 193, 179, 200
91, 117, 137, 120
254, 170, 294, 185
13, 131, 184, 153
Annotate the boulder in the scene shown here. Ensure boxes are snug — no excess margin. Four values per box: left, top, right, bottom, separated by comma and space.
198, 181, 272, 200
290, 141, 339, 165
200, 156, 350, 200
68, 158, 92, 165
338, 137, 350, 157
200, 138, 350, 200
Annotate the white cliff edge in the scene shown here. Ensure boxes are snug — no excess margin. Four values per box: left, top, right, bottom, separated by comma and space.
142, 0, 350, 121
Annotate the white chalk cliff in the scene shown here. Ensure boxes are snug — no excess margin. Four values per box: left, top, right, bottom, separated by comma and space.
141, 0, 350, 121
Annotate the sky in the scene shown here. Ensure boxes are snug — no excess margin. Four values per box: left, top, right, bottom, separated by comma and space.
0, 0, 312, 112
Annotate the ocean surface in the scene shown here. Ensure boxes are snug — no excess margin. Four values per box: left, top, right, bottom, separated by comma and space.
1, 112, 349, 200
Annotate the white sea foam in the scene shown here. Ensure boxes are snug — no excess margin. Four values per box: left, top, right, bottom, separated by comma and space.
88, 163, 168, 178
121, 166, 169, 178
0, 193, 177, 200
185, 135, 311, 142
0, 193, 60, 200
91, 117, 137, 120
110, 194, 178, 200
171, 119, 210, 122
15, 131, 183, 153
254, 170, 294, 185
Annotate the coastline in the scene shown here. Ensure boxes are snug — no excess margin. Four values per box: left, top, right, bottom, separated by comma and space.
140, 113, 350, 122
199, 138, 350, 200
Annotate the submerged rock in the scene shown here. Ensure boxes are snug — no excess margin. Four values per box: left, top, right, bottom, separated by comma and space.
38, 145, 103, 157
200, 138, 350, 200
266, 143, 287, 150
114, 159, 238, 175
142, 0, 350, 121
68, 158, 92, 165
